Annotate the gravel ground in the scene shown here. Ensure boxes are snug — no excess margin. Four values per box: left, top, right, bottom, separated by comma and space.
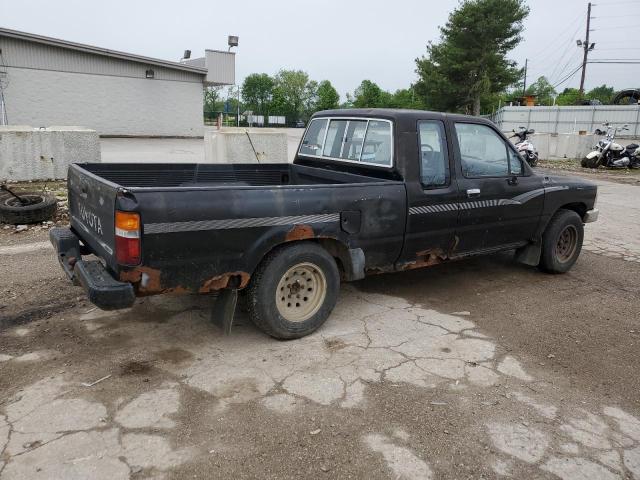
0, 173, 639, 480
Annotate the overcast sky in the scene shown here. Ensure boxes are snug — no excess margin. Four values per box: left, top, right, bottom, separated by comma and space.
2, 0, 638, 100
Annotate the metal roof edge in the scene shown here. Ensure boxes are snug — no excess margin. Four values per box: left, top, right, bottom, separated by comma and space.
0, 26, 208, 75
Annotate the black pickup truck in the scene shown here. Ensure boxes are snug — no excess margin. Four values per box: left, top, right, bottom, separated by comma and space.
51, 109, 598, 339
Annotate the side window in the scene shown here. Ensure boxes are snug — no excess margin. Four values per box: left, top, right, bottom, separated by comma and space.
362, 120, 392, 166
299, 119, 327, 156
418, 121, 448, 188
509, 149, 524, 175
455, 123, 510, 177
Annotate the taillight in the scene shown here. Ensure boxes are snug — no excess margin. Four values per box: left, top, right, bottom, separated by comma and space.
115, 211, 141, 265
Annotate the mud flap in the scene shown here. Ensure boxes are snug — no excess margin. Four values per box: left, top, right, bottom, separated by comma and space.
515, 243, 541, 266
211, 289, 238, 335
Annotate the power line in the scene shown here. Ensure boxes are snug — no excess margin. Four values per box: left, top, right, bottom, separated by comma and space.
527, 11, 584, 61
593, 0, 640, 5
592, 14, 640, 18
546, 33, 582, 83
552, 64, 583, 89
592, 24, 638, 29
550, 48, 583, 85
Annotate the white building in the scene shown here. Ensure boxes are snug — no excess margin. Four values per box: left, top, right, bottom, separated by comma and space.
0, 28, 234, 137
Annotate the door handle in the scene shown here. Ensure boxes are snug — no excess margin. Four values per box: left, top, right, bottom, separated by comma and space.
466, 188, 481, 198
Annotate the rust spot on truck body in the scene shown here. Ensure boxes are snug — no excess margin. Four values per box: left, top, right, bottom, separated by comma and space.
285, 224, 315, 242
119, 266, 163, 293
198, 271, 250, 293
400, 248, 449, 271
120, 266, 249, 295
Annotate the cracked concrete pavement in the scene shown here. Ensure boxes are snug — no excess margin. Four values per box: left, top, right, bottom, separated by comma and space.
1, 175, 640, 479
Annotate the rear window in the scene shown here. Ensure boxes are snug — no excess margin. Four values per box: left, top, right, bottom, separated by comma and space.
298, 117, 393, 167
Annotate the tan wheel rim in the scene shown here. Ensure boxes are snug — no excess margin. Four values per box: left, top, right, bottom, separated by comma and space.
276, 262, 327, 322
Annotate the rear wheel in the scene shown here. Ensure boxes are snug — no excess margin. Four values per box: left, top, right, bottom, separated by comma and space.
539, 209, 584, 274
246, 242, 340, 339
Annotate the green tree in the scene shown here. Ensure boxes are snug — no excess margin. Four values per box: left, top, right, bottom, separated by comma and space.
315, 80, 340, 111
302, 80, 319, 121
241, 73, 274, 115
388, 88, 422, 109
203, 85, 224, 113
556, 87, 580, 106
273, 69, 314, 122
414, 0, 530, 115
525, 76, 556, 105
350, 80, 385, 108
587, 84, 615, 104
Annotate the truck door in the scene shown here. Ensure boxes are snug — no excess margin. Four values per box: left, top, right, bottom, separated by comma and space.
452, 122, 545, 252
398, 120, 458, 268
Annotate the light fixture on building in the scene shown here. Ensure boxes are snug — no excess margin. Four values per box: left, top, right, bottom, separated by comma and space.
145, 69, 154, 79
228, 35, 238, 51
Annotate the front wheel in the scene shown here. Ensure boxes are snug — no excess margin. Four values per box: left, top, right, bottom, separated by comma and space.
246, 242, 340, 339
527, 153, 538, 167
539, 209, 584, 274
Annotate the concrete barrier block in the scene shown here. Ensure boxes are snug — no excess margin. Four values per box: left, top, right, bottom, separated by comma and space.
204, 128, 288, 164
0, 126, 100, 181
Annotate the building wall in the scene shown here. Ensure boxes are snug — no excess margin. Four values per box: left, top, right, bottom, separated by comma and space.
0, 34, 206, 136
3, 67, 204, 136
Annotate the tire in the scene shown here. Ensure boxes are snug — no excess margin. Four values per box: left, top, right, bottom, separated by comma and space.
539, 209, 584, 274
246, 242, 340, 339
0, 192, 57, 224
527, 153, 538, 167
582, 156, 599, 169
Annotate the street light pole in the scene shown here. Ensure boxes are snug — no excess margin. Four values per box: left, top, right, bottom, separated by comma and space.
227, 35, 240, 127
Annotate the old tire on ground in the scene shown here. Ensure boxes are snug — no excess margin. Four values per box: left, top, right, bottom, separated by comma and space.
246, 242, 340, 339
539, 209, 584, 274
0, 193, 57, 224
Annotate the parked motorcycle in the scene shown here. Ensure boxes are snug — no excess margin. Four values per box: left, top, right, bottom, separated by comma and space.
581, 122, 640, 169
510, 127, 539, 166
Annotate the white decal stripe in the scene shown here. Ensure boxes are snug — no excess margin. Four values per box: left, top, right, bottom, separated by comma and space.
410, 195, 536, 216
145, 213, 340, 234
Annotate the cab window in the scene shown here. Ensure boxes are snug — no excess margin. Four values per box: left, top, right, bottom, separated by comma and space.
455, 123, 511, 177
418, 121, 448, 188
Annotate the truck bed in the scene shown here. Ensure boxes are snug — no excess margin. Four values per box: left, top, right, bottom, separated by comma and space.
68, 162, 407, 290
80, 163, 386, 189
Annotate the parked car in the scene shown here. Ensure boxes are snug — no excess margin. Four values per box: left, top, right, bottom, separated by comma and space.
51, 109, 599, 339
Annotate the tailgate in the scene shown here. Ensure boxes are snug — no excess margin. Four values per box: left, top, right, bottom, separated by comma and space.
68, 164, 119, 269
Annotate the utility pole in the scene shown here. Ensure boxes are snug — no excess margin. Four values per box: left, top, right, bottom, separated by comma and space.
579, 2, 592, 97
522, 58, 528, 97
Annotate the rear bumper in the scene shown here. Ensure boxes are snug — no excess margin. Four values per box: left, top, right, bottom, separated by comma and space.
49, 227, 135, 310
584, 208, 599, 223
